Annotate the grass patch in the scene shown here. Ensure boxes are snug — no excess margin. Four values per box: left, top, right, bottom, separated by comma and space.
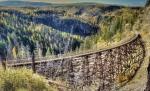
0, 68, 58, 91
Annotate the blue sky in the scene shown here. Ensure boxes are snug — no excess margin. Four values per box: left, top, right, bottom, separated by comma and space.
0, 0, 147, 6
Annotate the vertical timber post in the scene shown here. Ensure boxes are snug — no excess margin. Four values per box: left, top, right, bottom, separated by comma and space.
32, 52, 36, 73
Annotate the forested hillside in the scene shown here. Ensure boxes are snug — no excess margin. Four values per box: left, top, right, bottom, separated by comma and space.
0, 3, 143, 61
0, 1, 149, 91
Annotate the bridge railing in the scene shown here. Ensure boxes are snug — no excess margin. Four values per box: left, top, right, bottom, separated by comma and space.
8, 34, 145, 91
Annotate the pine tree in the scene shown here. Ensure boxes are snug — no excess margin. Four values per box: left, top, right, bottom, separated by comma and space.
146, 0, 150, 7
0, 41, 7, 70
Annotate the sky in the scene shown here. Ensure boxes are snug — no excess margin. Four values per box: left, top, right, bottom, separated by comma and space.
0, 0, 147, 6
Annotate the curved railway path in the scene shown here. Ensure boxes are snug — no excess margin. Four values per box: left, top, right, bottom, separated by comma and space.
7, 34, 146, 91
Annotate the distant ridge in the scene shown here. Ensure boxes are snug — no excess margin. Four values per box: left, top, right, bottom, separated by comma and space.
0, 1, 144, 8
0, 1, 51, 7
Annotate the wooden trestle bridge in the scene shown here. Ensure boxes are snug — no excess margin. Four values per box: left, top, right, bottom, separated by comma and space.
7, 34, 145, 91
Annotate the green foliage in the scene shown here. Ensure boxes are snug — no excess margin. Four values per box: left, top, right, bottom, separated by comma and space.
0, 7, 141, 60
0, 9, 82, 59
145, 0, 150, 7
0, 41, 7, 59
79, 8, 140, 51
0, 68, 53, 91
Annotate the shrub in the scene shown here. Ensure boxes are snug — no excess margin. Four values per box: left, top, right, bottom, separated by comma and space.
0, 68, 50, 91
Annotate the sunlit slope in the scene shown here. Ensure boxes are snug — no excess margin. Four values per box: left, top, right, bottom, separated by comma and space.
119, 5, 150, 91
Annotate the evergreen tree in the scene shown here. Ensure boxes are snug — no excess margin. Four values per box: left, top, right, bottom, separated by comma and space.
0, 41, 7, 70
146, 0, 150, 7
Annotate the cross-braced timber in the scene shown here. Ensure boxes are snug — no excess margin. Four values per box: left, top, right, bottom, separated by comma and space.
8, 34, 145, 91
